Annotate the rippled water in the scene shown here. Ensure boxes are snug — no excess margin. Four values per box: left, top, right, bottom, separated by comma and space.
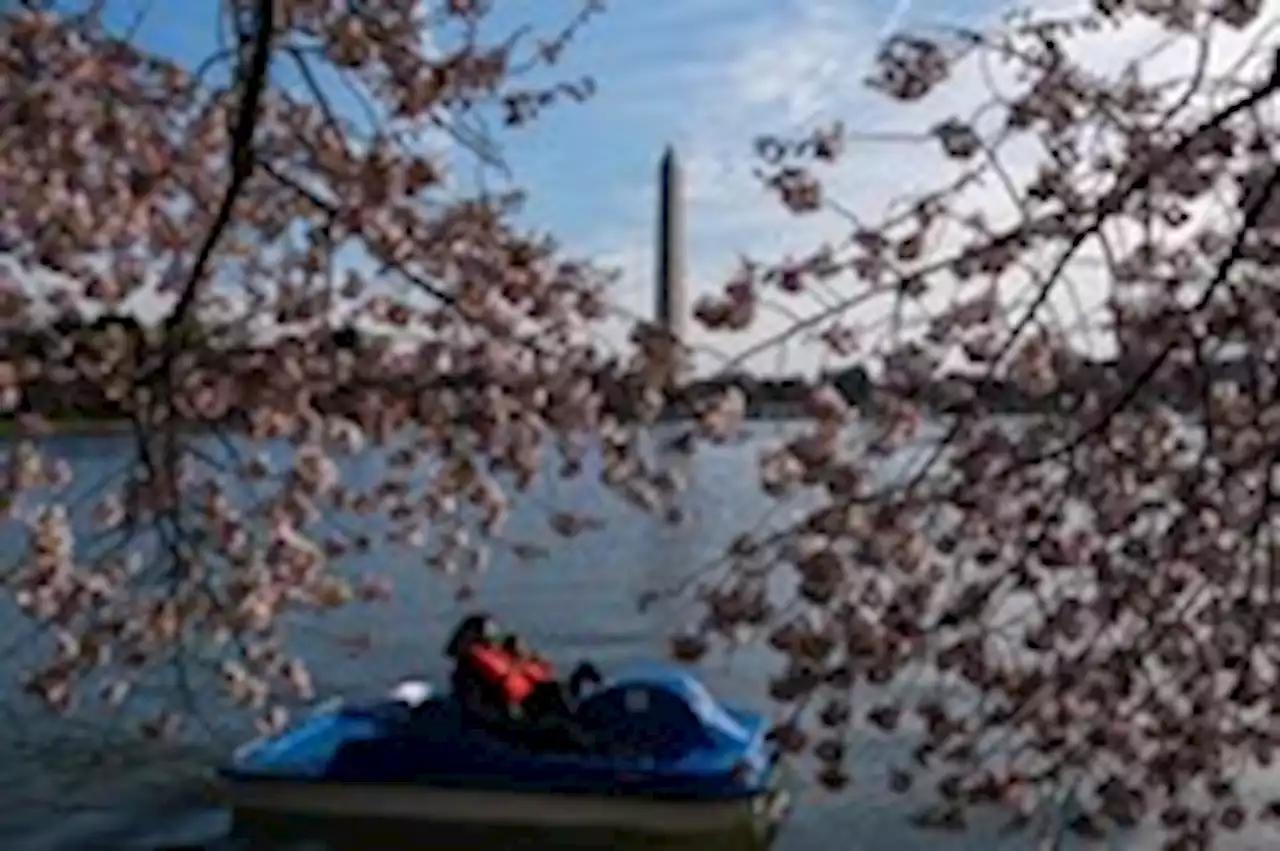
0, 425, 1274, 850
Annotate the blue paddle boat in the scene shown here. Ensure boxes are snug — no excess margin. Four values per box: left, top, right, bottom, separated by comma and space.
218, 626, 791, 845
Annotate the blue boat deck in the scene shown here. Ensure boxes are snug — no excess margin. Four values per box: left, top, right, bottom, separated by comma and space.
235, 709, 382, 778
224, 665, 779, 801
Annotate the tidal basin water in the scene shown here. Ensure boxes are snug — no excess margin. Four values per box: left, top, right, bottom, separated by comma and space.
0, 424, 1273, 850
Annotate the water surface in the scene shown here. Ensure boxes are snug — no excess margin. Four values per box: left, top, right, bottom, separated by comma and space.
0, 426, 1270, 850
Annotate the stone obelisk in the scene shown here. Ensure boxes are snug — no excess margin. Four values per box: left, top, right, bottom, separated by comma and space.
656, 145, 687, 342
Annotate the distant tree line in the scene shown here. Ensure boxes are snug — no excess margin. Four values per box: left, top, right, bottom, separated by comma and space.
0, 312, 372, 423
0, 312, 1247, 423
667, 366, 874, 417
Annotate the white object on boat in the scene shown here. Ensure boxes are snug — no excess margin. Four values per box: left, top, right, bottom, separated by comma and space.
224, 777, 790, 836
388, 679, 433, 707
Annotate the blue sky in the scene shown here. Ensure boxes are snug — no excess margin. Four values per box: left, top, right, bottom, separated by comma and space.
42, 0, 1280, 374
481, 0, 987, 369
89, 0, 1002, 371
487, 0, 944, 321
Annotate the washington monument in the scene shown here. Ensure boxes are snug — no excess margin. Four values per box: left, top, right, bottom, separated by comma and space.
655, 145, 687, 341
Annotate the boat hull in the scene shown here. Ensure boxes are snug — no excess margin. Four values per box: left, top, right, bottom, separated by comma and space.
223, 775, 790, 841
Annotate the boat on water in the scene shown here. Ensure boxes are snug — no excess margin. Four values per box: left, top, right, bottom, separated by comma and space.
217, 621, 791, 845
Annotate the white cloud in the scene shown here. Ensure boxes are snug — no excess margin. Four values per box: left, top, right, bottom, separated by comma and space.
724, 0, 905, 126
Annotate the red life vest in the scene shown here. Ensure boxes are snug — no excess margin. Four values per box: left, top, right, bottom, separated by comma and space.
463, 643, 554, 705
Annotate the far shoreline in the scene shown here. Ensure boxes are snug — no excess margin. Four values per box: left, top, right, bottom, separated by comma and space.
0, 418, 135, 438
0, 405, 814, 441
